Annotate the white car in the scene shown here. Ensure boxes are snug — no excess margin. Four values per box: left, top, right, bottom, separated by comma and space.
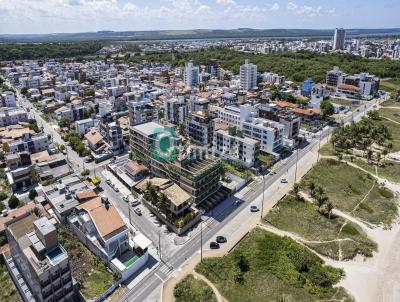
280, 177, 288, 183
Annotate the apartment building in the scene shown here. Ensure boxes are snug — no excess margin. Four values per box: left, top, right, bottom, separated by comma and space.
186, 111, 213, 145
0, 107, 28, 127
164, 96, 188, 125
5, 215, 77, 302
101, 121, 125, 154
240, 59, 257, 90
326, 66, 344, 87
184, 60, 200, 87
241, 117, 284, 156
212, 129, 260, 167
69, 196, 129, 262
74, 118, 100, 136
5, 152, 36, 192
130, 122, 221, 204
54, 103, 86, 122
217, 104, 252, 128
1, 91, 17, 107
8, 133, 49, 154
333, 28, 346, 50
127, 95, 158, 126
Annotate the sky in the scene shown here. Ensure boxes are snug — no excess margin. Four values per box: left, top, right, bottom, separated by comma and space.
0, 0, 399, 34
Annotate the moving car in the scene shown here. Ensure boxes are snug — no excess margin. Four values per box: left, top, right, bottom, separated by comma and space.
216, 236, 227, 243
130, 199, 141, 207
280, 177, 288, 183
106, 179, 112, 186
250, 205, 259, 212
134, 208, 142, 215
113, 186, 119, 192
210, 242, 220, 249
232, 200, 242, 207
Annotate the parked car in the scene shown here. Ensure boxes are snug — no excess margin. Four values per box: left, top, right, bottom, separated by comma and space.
232, 200, 242, 207
22, 187, 28, 192
280, 177, 288, 183
122, 196, 129, 202
130, 199, 141, 207
216, 236, 227, 243
210, 242, 220, 249
84, 156, 93, 163
250, 205, 259, 212
134, 208, 142, 215
113, 186, 119, 192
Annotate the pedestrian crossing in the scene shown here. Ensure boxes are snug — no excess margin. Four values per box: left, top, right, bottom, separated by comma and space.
158, 264, 174, 276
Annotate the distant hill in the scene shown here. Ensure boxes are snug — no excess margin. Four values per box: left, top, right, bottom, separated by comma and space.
1, 28, 400, 43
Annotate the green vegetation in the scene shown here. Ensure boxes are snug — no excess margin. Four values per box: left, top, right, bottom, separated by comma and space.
353, 158, 400, 184
329, 98, 361, 110
28, 189, 38, 200
257, 152, 276, 168
58, 117, 70, 128
8, 195, 20, 209
57, 224, 116, 300
174, 275, 217, 302
81, 169, 90, 177
196, 228, 352, 302
379, 107, 400, 123
63, 131, 91, 157
301, 159, 398, 226
92, 176, 101, 187
128, 49, 400, 83
0, 42, 103, 61
221, 161, 252, 179
320, 99, 335, 117
0, 263, 21, 302
265, 195, 376, 260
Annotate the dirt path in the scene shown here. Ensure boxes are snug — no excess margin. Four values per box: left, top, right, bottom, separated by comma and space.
192, 272, 228, 302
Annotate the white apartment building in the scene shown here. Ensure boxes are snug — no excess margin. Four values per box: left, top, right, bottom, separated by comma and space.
164, 96, 188, 125
128, 96, 158, 126
1, 91, 16, 107
217, 104, 253, 128
75, 118, 99, 136
326, 66, 344, 86
241, 117, 284, 155
240, 59, 257, 90
212, 129, 260, 167
0, 107, 28, 127
184, 60, 200, 87
8, 134, 49, 154
333, 28, 346, 50
55, 103, 86, 122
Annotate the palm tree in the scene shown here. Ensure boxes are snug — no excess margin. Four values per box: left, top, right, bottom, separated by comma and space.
308, 180, 317, 198
293, 183, 301, 200
366, 149, 373, 164
157, 192, 169, 214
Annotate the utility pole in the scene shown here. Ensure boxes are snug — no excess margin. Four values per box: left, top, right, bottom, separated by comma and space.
261, 174, 265, 219
128, 204, 132, 226
317, 130, 322, 162
200, 221, 203, 262
158, 229, 162, 261
294, 148, 299, 183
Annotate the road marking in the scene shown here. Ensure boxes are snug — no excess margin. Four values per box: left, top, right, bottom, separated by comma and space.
154, 273, 164, 281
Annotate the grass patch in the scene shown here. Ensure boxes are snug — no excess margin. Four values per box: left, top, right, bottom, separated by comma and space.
257, 152, 276, 168
57, 224, 116, 300
300, 159, 398, 227
265, 195, 376, 260
174, 275, 217, 302
379, 107, 400, 123
0, 263, 21, 302
353, 158, 400, 184
195, 228, 352, 302
222, 162, 252, 179
381, 99, 400, 108
329, 97, 361, 110
380, 78, 400, 93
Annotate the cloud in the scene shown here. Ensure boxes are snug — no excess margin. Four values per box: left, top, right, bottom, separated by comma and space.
216, 0, 236, 6
269, 3, 280, 12
287, 2, 334, 17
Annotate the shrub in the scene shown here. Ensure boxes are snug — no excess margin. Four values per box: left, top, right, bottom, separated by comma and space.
0, 192, 8, 201
8, 195, 20, 209
29, 189, 38, 200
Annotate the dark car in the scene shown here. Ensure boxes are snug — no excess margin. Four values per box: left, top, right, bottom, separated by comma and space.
216, 236, 227, 244
134, 208, 142, 215
210, 242, 220, 249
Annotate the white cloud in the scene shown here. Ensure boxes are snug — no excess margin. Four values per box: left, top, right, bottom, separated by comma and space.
287, 2, 333, 17
269, 3, 280, 12
216, 0, 236, 6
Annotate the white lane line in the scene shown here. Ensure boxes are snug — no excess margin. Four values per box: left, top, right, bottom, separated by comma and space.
154, 273, 164, 281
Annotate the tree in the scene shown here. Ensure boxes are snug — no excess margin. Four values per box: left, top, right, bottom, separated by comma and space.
29, 189, 38, 200
81, 169, 90, 177
8, 195, 20, 209
293, 183, 301, 200
157, 192, 169, 214
92, 176, 101, 187
21, 87, 28, 95
320, 99, 335, 117
2, 142, 9, 153
58, 117, 70, 128
367, 110, 380, 120
84, 88, 95, 97
308, 180, 317, 198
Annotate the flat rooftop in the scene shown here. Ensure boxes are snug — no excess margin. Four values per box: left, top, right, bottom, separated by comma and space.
131, 121, 163, 136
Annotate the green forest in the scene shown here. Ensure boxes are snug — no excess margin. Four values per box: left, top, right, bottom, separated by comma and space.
0, 42, 103, 61
128, 48, 400, 82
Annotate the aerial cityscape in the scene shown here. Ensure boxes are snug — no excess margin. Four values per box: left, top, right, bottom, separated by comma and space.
1, 1, 400, 302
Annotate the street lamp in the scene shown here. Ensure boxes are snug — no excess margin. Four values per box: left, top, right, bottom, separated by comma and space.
200, 220, 203, 262
294, 148, 299, 183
